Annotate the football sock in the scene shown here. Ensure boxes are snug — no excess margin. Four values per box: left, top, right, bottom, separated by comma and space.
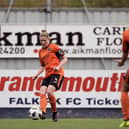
40, 94, 47, 113
48, 94, 57, 112
121, 92, 129, 120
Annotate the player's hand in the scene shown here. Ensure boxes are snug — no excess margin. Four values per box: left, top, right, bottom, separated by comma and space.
53, 66, 60, 71
32, 76, 38, 80
114, 59, 124, 67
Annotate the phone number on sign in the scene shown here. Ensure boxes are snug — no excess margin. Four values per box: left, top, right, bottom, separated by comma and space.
0, 47, 25, 54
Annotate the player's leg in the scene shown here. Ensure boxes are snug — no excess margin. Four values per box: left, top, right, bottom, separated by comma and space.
39, 86, 47, 119
40, 86, 47, 113
47, 74, 64, 122
47, 85, 58, 121
120, 69, 129, 127
39, 77, 50, 119
47, 85, 57, 112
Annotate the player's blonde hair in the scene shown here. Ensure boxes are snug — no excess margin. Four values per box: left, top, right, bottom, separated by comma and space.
40, 30, 49, 38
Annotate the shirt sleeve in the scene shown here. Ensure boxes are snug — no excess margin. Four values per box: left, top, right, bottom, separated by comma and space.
39, 50, 45, 66
52, 44, 65, 59
122, 32, 129, 53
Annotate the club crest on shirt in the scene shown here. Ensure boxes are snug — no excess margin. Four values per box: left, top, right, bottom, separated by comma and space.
48, 48, 51, 52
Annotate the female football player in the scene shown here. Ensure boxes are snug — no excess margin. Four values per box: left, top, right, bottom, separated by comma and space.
32, 30, 68, 122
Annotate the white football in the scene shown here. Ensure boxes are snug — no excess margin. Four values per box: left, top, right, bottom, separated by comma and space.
29, 106, 42, 120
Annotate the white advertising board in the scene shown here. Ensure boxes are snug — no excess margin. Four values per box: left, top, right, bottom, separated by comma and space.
0, 24, 127, 58
0, 70, 125, 108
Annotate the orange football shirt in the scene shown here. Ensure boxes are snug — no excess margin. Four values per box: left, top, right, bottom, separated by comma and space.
38, 43, 64, 77
122, 29, 129, 52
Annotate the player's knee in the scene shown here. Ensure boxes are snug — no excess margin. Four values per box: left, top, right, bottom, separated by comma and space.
40, 86, 47, 94
47, 85, 55, 96
47, 89, 53, 96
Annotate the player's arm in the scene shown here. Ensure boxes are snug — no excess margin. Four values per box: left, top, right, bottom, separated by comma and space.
116, 52, 128, 67
32, 66, 45, 80
54, 55, 68, 71
32, 50, 45, 80
116, 32, 129, 67
54, 48, 68, 71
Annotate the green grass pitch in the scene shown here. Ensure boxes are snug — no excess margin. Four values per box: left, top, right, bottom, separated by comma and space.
0, 118, 122, 129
